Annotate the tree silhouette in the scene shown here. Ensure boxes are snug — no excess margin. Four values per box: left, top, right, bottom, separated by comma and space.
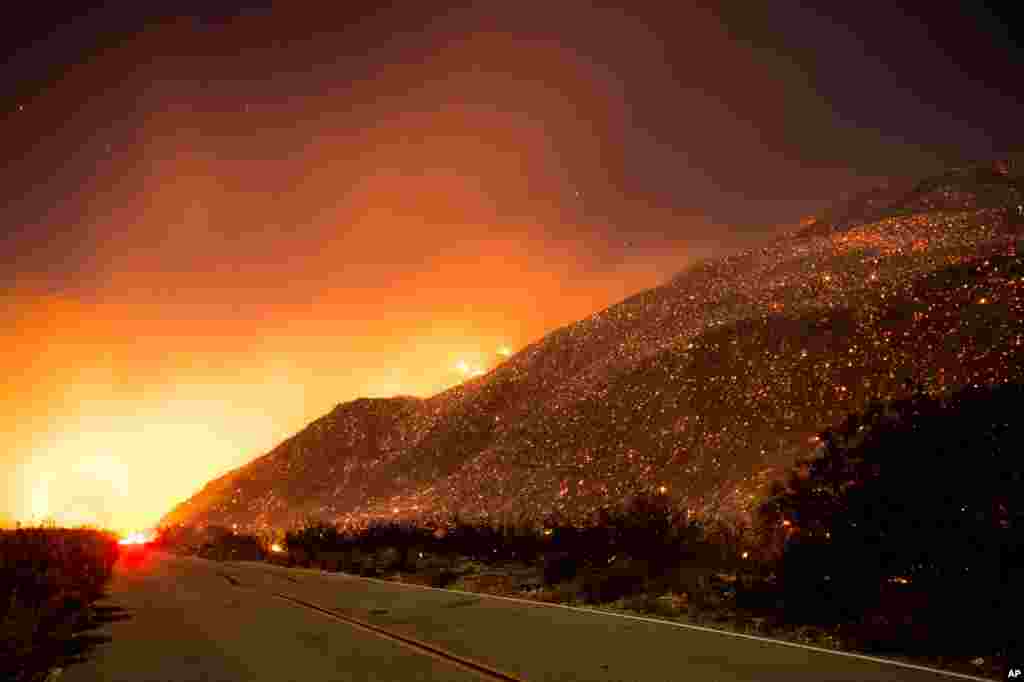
757, 382, 1024, 657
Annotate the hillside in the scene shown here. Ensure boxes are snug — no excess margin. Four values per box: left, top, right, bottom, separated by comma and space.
163, 161, 1024, 531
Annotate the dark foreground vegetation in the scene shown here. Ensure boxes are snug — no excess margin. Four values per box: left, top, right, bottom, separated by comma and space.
161, 381, 1023, 680
1, 527, 120, 682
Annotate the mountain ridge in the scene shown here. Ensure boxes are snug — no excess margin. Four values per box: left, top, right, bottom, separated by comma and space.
163, 160, 1024, 531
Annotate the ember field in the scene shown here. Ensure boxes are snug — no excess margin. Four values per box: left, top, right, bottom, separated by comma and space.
163, 163, 1024, 532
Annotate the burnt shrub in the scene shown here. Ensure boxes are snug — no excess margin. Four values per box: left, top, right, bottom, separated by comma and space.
285, 521, 341, 557
197, 531, 265, 562
755, 381, 1024, 663
504, 523, 543, 564
222, 533, 265, 562
778, 537, 849, 625
541, 551, 578, 585
734, 576, 781, 612
609, 492, 675, 567
426, 568, 458, 588
358, 562, 381, 578
551, 580, 585, 605
576, 521, 617, 568
581, 564, 647, 604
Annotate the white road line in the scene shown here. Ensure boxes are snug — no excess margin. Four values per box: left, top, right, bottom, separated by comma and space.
340, 573, 994, 682
270, 591, 524, 681
228, 559, 995, 681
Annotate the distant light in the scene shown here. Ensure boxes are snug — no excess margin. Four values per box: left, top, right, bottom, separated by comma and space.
119, 530, 154, 545
270, 543, 283, 553
741, 551, 749, 559
543, 528, 553, 536
782, 520, 792, 527
392, 508, 399, 513
657, 485, 668, 494
498, 346, 513, 358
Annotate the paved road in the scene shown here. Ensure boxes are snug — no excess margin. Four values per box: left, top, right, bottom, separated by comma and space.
62, 551, 984, 682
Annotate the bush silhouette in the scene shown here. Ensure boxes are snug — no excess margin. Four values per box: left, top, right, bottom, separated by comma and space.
758, 382, 1024, 660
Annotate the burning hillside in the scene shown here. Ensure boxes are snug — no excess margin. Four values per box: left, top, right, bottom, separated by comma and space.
163, 161, 1024, 531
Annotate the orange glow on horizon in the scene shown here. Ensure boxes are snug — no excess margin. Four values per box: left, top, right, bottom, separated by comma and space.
4, 278, 697, 530
2, 294, 625, 531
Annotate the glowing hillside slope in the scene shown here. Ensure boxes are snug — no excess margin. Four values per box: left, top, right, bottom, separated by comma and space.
163, 164, 1024, 529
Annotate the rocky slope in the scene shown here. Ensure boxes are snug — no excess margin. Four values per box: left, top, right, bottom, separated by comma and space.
163, 161, 1024, 530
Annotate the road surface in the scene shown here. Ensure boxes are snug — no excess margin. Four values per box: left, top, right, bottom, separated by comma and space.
60, 551, 985, 682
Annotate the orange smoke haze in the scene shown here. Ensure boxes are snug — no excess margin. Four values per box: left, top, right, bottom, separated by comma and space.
2, 17, 727, 532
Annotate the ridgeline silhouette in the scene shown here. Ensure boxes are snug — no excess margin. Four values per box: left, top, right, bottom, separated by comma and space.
163, 159, 1024, 533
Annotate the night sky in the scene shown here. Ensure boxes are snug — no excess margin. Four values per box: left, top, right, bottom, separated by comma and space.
2, 2, 1020, 530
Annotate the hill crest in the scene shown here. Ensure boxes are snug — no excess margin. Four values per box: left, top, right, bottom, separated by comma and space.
163, 161, 1024, 530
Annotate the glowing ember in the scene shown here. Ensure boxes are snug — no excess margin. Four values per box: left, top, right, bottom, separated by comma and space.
119, 531, 154, 545
455, 359, 487, 379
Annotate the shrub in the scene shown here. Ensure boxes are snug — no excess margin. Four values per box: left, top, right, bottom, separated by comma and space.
541, 552, 578, 585
427, 568, 458, 588
581, 565, 647, 604
285, 521, 341, 556
552, 580, 584, 605
0, 527, 119, 680
650, 596, 682, 619
622, 594, 653, 613
734, 576, 781, 612
376, 547, 405, 573
608, 492, 676, 567
358, 563, 381, 578
751, 380, 1024, 663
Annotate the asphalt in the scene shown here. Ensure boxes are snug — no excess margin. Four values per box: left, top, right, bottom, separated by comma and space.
60, 551, 988, 682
